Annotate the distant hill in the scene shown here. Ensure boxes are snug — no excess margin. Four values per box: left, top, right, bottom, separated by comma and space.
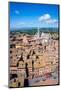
10, 28, 59, 35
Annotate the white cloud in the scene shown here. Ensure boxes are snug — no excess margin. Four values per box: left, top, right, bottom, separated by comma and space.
39, 14, 51, 21
15, 10, 20, 14
38, 14, 58, 24
46, 19, 58, 24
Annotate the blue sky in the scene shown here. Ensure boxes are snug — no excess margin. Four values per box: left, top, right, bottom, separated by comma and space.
10, 2, 59, 29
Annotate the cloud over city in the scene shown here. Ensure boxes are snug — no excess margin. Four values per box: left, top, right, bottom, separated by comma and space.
38, 14, 58, 24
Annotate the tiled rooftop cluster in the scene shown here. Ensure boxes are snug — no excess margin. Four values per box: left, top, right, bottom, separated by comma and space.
9, 32, 59, 87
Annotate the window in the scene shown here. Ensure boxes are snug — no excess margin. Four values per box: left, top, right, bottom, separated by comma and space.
10, 44, 15, 48
10, 50, 12, 53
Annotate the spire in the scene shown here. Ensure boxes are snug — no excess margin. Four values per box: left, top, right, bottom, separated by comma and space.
37, 27, 40, 38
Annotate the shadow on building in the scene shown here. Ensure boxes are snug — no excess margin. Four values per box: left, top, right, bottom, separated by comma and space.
24, 63, 29, 87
